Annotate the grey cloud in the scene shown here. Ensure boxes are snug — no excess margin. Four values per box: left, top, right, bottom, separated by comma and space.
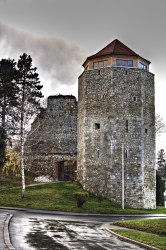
0, 23, 86, 94
0, 0, 9, 2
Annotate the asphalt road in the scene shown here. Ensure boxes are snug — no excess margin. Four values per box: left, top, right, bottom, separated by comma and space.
0, 208, 165, 250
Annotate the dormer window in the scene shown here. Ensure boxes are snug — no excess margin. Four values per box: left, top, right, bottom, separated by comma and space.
93, 61, 108, 69
116, 59, 133, 67
139, 62, 148, 70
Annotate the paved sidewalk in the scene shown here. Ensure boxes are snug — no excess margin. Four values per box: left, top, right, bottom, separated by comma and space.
0, 212, 12, 249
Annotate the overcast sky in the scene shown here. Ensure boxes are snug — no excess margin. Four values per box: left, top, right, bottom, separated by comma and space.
0, 0, 166, 150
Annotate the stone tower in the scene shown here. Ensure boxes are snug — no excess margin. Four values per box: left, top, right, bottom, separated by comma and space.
77, 39, 156, 209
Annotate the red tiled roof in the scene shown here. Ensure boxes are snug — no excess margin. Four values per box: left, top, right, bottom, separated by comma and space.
91, 39, 138, 58
83, 39, 151, 66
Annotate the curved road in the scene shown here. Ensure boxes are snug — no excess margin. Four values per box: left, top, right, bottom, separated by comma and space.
0, 208, 165, 250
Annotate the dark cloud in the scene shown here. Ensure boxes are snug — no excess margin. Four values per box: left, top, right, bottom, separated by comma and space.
0, 23, 86, 96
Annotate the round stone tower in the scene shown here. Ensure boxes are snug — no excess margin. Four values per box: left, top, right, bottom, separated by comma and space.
77, 39, 156, 209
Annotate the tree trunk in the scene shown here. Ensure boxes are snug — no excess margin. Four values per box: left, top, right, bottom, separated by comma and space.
20, 136, 25, 198
20, 86, 26, 198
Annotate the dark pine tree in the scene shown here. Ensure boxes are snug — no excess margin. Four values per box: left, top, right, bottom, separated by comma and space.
0, 126, 6, 167
16, 53, 43, 197
156, 149, 166, 205
157, 149, 166, 176
0, 58, 18, 133
0, 58, 18, 166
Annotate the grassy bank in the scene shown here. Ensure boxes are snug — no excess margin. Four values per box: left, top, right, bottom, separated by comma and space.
0, 181, 165, 214
0, 168, 37, 188
113, 219, 166, 250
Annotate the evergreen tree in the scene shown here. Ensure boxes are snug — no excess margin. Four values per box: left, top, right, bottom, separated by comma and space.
156, 149, 166, 205
0, 58, 18, 133
16, 53, 43, 197
0, 126, 6, 167
157, 149, 166, 177
156, 172, 165, 205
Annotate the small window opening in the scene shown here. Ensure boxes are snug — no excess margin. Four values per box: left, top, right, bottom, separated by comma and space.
133, 96, 137, 101
125, 70, 128, 75
95, 123, 100, 129
145, 128, 148, 134
125, 149, 128, 158
97, 150, 100, 158
126, 120, 128, 132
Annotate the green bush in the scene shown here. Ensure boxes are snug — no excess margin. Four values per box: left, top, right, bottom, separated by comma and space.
156, 172, 165, 205
74, 191, 89, 208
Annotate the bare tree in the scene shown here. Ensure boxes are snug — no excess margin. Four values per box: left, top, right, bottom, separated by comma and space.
156, 114, 166, 135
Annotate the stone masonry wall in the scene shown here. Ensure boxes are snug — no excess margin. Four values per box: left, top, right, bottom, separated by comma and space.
77, 67, 155, 209
26, 95, 77, 180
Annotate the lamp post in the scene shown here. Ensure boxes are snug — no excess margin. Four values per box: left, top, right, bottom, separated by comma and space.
122, 143, 124, 209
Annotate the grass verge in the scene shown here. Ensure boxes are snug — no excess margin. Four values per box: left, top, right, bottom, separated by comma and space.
115, 219, 166, 235
0, 181, 165, 214
113, 219, 166, 250
113, 229, 166, 250
0, 168, 37, 188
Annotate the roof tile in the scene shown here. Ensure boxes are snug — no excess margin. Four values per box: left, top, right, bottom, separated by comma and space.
83, 39, 151, 67
91, 39, 138, 58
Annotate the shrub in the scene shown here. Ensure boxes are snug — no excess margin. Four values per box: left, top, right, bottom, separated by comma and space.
3, 150, 20, 176
74, 191, 89, 208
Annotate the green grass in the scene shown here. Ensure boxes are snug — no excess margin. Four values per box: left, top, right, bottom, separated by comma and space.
113, 229, 166, 250
0, 180, 165, 214
0, 168, 37, 188
115, 218, 166, 235
113, 219, 166, 250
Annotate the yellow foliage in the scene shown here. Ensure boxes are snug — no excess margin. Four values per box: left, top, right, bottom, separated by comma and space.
3, 150, 20, 177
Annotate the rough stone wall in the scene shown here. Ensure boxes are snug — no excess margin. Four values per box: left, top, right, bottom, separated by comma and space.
26, 95, 77, 180
77, 67, 156, 209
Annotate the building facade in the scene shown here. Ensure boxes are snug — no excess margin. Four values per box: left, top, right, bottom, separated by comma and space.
26, 95, 77, 181
77, 39, 156, 209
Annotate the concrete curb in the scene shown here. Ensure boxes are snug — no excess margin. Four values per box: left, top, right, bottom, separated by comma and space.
0, 207, 164, 250
105, 227, 160, 250
4, 214, 15, 250
0, 206, 166, 218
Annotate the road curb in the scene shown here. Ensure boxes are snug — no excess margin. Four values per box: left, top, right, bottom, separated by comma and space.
0, 206, 166, 218
4, 214, 15, 250
105, 227, 160, 250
